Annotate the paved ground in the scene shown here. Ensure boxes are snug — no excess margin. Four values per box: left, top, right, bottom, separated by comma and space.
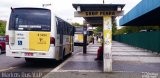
1, 41, 160, 78
48, 42, 102, 72
44, 41, 160, 78
44, 72, 160, 78
112, 41, 160, 72
0, 46, 82, 78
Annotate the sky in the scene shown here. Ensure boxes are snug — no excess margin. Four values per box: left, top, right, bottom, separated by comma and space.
0, 0, 141, 25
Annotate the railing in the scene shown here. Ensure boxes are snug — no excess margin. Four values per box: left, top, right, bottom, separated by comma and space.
113, 31, 160, 53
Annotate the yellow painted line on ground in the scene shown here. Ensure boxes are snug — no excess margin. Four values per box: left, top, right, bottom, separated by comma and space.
0, 67, 17, 72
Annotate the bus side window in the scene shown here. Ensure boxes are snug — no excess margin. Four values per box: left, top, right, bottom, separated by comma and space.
65, 23, 67, 35
63, 22, 66, 35
56, 21, 60, 34
68, 25, 70, 35
63, 22, 65, 35
66, 24, 68, 35
61, 21, 63, 34
66, 23, 68, 35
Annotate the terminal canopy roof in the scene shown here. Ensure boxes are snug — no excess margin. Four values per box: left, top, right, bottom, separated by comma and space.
120, 0, 160, 26
73, 4, 125, 27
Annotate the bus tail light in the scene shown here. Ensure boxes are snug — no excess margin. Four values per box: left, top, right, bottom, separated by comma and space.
50, 37, 55, 46
5, 35, 9, 45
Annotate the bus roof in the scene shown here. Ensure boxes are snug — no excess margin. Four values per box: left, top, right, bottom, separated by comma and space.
11, 7, 50, 11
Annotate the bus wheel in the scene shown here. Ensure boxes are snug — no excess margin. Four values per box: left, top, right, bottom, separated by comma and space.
68, 52, 72, 57
62, 49, 65, 60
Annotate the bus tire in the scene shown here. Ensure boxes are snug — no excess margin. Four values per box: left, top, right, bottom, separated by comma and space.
68, 52, 72, 57
62, 49, 65, 60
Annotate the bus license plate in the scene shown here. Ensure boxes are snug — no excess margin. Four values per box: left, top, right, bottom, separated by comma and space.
25, 53, 33, 56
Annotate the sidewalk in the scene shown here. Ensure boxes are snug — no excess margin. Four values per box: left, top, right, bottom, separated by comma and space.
43, 41, 160, 78
112, 41, 160, 72
53, 41, 102, 72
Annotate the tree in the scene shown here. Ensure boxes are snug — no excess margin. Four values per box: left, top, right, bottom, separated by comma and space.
71, 22, 83, 27
114, 26, 160, 35
0, 20, 6, 36
112, 21, 117, 35
96, 26, 103, 32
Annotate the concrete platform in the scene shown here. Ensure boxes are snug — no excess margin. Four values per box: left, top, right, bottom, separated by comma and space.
44, 41, 160, 78
112, 41, 160, 72
52, 41, 160, 72
57, 42, 103, 72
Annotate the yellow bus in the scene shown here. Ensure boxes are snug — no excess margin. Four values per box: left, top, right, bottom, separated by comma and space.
74, 27, 93, 46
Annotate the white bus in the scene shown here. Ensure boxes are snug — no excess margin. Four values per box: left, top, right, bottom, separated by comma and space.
5, 7, 75, 62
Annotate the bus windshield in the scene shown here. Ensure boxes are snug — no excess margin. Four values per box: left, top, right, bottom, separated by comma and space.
9, 8, 51, 31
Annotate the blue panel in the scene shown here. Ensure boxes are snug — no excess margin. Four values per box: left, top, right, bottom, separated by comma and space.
120, 0, 160, 26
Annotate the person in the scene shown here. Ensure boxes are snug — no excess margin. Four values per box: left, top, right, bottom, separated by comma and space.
95, 43, 103, 61
96, 35, 98, 41
92, 35, 94, 44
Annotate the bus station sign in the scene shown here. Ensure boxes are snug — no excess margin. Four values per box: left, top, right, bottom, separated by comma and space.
74, 11, 124, 17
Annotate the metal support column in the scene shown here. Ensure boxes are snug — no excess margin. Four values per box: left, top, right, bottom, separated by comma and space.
83, 26, 87, 54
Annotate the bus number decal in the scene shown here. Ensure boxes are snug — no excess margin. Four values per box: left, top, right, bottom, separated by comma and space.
29, 32, 50, 51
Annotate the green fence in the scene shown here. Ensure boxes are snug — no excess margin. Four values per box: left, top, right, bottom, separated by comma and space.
113, 31, 160, 53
